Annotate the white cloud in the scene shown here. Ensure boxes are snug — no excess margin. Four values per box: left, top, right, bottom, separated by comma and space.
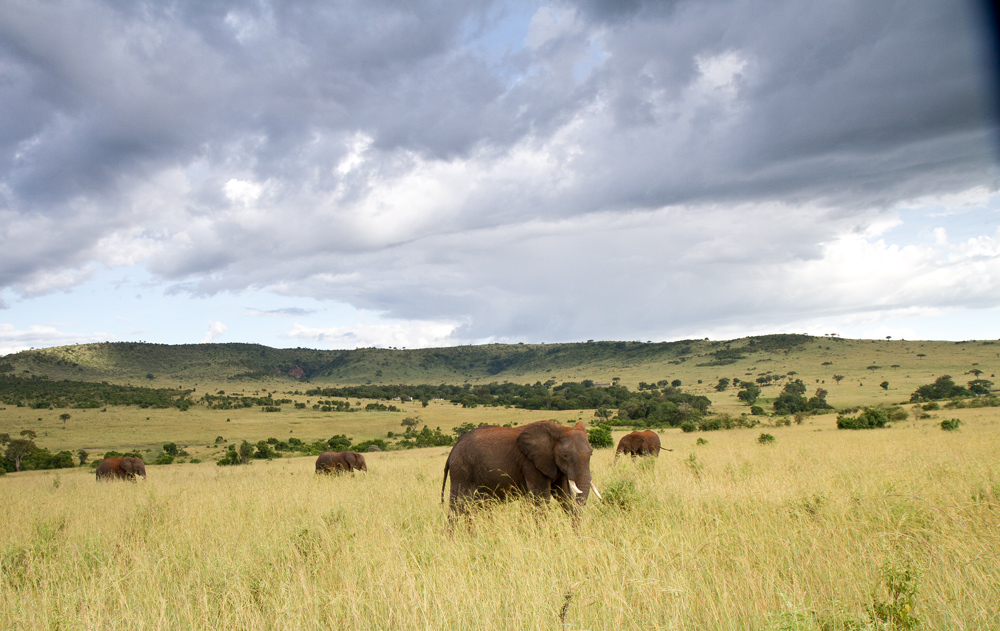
0, 323, 107, 356
284, 319, 462, 349
202, 321, 228, 343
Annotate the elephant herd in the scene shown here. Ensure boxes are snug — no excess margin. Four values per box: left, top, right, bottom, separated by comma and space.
95, 423, 665, 517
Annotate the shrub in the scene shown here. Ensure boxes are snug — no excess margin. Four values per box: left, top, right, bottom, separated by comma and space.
587, 425, 613, 448
680, 421, 697, 433
695, 437, 708, 445
868, 562, 921, 630
327, 434, 352, 450
940, 418, 961, 431
837, 408, 889, 430
758, 433, 775, 444
750, 405, 765, 416
599, 478, 641, 511
354, 438, 390, 452
153, 453, 174, 465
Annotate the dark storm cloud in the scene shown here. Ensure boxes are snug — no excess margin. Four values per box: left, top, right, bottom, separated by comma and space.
1, 0, 998, 343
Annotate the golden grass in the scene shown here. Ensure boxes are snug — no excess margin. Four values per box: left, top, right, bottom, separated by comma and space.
3, 410, 999, 630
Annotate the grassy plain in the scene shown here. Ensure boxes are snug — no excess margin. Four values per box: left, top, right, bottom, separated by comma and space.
2, 336, 999, 628
2, 410, 999, 630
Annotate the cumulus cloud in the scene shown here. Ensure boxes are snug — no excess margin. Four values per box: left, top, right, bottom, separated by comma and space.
0, 324, 106, 356
1, 0, 998, 346
201, 321, 228, 343
284, 319, 462, 349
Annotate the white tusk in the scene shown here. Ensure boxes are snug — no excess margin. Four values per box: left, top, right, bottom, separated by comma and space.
590, 481, 602, 501
569, 480, 584, 495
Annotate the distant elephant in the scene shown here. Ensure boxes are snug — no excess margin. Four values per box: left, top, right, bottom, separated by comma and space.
615, 430, 664, 458
441, 421, 601, 515
96, 456, 147, 481
315, 451, 367, 474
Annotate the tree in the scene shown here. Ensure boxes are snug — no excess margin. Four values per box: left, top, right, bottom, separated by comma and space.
77, 449, 89, 466
6, 439, 36, 472
162, 442, 179, 457
833, 375, 845, 384
737, 383, 761, 406
594, 406, 612, 422
910, 375, 971, 402
238, 440, 254, 465
400, 416, 420, 429
715, 378, 730, 392
880, 381, 889, 390
671, 379, 682, 388
968, 379, 994, 395
20, 429, 37, 441
59, 413, 71, 429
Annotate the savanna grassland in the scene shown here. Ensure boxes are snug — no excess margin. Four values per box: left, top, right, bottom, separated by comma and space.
2, 336, 999, 629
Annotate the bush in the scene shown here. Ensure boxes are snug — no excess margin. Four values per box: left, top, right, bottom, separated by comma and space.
354, 438, 390, 452
587, 425, 613, 448
599, 478, 642, 511
153, 453, 174, 465
750, 405, 765, 416
940, 418, 961, 431
327, 434, 352, 450
680, 421, 697, 433
837, 408, 889, 430
757, 433, 775, 444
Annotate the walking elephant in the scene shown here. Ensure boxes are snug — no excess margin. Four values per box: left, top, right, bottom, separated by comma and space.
441, 421, 601, 515
315, 451, 367, 474
615, 430, 663, 458
96, 456, 147, 481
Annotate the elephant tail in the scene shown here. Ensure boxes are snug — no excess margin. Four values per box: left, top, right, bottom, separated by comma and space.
441, 460, 450, 504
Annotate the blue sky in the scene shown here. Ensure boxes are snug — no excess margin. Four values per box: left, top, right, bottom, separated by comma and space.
1, 0, 998, 355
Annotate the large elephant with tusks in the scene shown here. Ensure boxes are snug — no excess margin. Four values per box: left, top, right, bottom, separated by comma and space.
441, 421, 601, 516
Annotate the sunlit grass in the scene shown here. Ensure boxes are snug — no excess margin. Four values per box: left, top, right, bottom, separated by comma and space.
3, 411, 999, 629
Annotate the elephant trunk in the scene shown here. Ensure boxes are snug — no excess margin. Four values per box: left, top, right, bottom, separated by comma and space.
568, 469, 595, 505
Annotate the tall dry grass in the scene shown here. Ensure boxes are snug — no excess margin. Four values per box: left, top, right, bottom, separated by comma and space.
2, 416, 999, 630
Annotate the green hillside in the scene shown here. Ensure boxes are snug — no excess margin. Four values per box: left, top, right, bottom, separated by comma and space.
2, 335, 997, 397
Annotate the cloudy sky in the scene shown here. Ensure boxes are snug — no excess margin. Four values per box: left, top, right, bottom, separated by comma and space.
1, 0, 999, 355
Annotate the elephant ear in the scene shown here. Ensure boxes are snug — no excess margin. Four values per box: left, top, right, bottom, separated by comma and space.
517, 422, 559, 479
121, 458, 135, 474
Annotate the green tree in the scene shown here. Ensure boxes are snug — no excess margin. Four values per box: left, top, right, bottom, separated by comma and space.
162, 442, 179, 457
714, 378, 730, 392
833, 375, 845, 384
238, 440, 254, 465
77, 449, 89, 466
968, 379, 994, 395
880, 381, 889, 391
6, 438, 36, 472
59, 413, 71, 429
737, 383, 761, 406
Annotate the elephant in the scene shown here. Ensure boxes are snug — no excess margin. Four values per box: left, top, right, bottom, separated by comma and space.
315, 451, 367, 474
615, 430, 664, 458
95, 456, 147, 481
441, 420, 602, 515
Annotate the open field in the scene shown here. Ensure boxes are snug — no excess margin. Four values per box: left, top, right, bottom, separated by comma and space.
2, 410, 1000, 630
2, 336, 999, 628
